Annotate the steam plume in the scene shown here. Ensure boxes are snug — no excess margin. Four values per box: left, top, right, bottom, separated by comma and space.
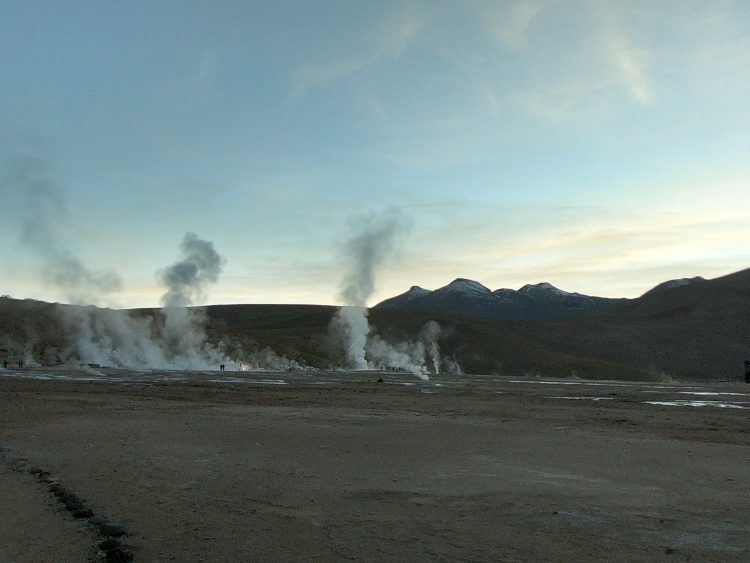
328, 211, 460, 379
331, 209, 409, 370
339, 210, 408, 308
363, 320, 456, 380
158, 232, 226, 368
419, 320, 442, 374
2, 159, 305, 372
160, 233, 224, 308
2, 158, 121, 304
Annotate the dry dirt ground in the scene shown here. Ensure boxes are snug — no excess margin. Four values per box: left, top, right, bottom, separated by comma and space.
1, 367, 749, 562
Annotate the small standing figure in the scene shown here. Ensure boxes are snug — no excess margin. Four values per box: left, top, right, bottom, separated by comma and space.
220, 363, 225, 373
744, 360, 750, 384
2, 360, 7, 369
18, 360, 23, 368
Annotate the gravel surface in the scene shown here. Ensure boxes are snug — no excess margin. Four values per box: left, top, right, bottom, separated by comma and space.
1, 368, 749, 562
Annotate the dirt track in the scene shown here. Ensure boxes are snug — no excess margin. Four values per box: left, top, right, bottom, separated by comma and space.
1, 368, 749, 562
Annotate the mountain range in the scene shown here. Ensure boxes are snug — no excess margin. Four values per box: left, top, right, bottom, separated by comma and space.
374, 278, 630, 320
0, 269, 748, 381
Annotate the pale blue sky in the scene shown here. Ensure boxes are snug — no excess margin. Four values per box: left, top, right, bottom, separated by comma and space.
1, 0, 749, 307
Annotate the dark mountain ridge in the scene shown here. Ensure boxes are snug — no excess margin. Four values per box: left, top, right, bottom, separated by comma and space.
375, 278, 626, 320
1, 268, 748, 380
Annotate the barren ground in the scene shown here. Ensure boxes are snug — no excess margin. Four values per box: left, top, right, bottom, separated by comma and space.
1, 368, 749, 562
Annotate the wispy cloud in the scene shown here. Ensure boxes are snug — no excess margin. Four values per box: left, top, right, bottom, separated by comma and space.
605, 32, 653, 104
483, 0, 548, 49
291, 14, 424, 97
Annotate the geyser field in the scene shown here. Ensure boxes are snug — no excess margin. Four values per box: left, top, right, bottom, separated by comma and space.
1, 367, 749, 562
2, 172, 749, 561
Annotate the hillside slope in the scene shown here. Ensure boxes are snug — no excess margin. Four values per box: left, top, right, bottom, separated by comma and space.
2, 267, 749, 380
522, 269, 750, 379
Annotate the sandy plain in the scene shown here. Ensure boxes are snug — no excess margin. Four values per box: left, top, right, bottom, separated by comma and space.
1, 367, 749, 562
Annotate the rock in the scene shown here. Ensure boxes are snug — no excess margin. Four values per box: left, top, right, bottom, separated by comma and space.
99, 538, 121, 551
10, 459, 31, 473
104, 546, 134, 562
48, 482, 64, 493
62, 494, 85, 511
73, 508, 94, 518
53, 487, 68, 498
38, 471, 53, 482
65, 499, 85, 512
98, 522, 127, 537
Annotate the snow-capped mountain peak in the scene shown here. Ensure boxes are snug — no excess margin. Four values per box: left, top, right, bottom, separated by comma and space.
660, 277, 705, 290
644, 276, 706, 296
441, 278, 493, 296
518, 282, 570, 297
492, 288, 518, 301
405, 286, 431, 299
374, 277, 622, 320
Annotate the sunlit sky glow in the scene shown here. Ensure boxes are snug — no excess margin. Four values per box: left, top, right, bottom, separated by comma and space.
1, 0, 749, 307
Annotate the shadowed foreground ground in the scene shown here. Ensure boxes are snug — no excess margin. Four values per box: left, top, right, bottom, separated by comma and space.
1, 368, 749, 562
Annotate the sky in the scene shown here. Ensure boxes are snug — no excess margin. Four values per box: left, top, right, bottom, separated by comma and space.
1, 0, 749, 308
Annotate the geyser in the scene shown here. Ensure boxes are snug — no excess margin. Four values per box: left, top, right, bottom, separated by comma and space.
61, 232, 235, 370
330, 208, 408, 370
329, 209, 458, 380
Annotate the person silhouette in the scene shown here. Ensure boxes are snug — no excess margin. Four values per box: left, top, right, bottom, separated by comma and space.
744, 360, 750, 383
220, 363, 225, 372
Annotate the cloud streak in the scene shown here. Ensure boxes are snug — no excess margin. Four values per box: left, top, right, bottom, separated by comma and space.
606, 33, 653, 104
483, 0, 547, 48
292, 13, 424, 96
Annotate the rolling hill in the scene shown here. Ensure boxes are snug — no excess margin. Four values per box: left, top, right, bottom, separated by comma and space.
1, 268, 749, 381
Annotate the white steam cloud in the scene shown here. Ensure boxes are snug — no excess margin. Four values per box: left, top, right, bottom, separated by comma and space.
240, 347, 309, 372
157, 233, 227, 368
420, 320, 442, 374
364, 319, 461, 378
330, 209, 408, 370
2, 158, 121, 304
2, 158, 310, 372
56, 231, 304, 372
60, 232, 235, 370
160, 233, 224, 308
3, 159, 459, 375
329, 210, 459, 380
